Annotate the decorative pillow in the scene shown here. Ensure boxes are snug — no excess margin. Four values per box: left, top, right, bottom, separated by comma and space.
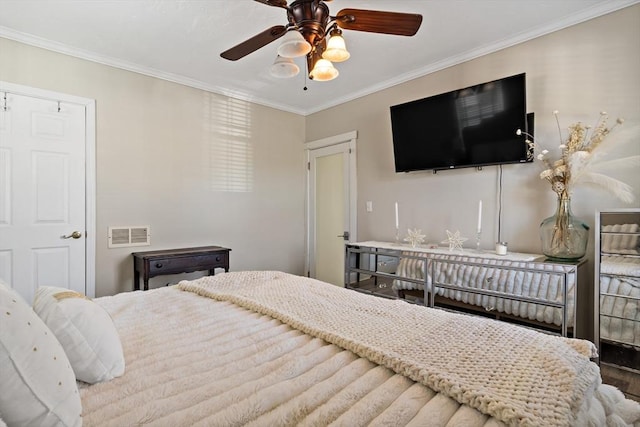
0, 281, 82, 427
33, 286, 125, 384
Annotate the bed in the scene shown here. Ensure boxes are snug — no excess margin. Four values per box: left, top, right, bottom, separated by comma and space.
1, 271, 639, 427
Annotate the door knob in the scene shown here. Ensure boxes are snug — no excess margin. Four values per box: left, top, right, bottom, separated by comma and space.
62, 231, 82, 239
337, 231, 350, 241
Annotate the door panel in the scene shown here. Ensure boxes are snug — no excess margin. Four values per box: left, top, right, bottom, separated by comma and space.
0, 92, 86, 303
0, 250, 10, 282
0, 148, 9, 224
315, 153, 345, 286
33, 151, 69, 222
33, 247, 69, 287
32, 112, 67, 139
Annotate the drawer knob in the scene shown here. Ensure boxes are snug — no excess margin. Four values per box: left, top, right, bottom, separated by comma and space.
216, 256, 221, 262
155, 263, 163, 268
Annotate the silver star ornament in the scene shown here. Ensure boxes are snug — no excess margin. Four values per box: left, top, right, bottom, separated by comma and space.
404, 228, 426, 248
441, 230, 468, 251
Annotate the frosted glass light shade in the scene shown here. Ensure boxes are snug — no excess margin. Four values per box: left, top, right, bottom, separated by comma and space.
309, 58, 338, 81
270, 55, 299, 78
322, 33, 350, 62
277, 30, 311, 58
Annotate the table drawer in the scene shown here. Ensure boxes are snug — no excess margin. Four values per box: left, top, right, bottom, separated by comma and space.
149, 253, 228, 275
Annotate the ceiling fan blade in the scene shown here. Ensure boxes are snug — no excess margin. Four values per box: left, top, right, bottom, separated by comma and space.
220, 25, 287, 61
336, 9, 423, 36
254, 0, 288, 9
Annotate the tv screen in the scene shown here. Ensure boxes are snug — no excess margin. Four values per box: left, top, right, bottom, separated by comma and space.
390, 73, 531, 172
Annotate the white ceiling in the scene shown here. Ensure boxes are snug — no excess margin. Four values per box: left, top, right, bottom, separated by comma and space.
0, 0, 636, 115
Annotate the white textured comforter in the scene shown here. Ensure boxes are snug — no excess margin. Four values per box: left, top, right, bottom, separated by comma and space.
80, 271, 639, 427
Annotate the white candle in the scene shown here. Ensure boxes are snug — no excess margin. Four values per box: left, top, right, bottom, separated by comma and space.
395, 202, 399, 229
477, 200, 482, 234
496, 242, 508, 255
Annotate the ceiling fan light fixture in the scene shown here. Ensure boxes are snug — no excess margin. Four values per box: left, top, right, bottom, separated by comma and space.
309, 58, 338, 81
322, 29, 350, 62
277, 29, 311, 58
270, 55, 300, 78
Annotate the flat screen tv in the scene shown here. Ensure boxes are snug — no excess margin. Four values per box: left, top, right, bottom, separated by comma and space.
390, 73, 532, 172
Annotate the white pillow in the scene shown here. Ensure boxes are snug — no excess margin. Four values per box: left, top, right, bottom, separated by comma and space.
0, 281, 82, 427
33, 286, 125, 384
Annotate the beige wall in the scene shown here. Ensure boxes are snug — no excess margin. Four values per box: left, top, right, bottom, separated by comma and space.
0, 37, 306, 296
1, 5, 638, 296
306, 6, 640, 270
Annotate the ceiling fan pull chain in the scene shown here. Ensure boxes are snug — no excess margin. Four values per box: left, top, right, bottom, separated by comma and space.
303, 58, 308, 91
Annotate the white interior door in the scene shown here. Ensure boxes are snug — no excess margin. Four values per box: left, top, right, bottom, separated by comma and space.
306, 131, 357, 287
0, 89, 91, 303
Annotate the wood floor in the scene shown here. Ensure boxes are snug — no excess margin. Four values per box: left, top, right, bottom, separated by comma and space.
601, 364, 640, 402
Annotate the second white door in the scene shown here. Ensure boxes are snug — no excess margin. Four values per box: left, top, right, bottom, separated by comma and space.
307, 132, 357, 287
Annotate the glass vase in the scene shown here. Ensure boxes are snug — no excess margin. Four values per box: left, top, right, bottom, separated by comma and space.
539, 197, 589, 261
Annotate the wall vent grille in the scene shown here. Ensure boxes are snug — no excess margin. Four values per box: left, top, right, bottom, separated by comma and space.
108, 226, 150, 248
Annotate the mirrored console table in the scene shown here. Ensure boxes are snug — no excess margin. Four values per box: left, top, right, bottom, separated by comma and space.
595, 209, 640, 372
345, 241, 592, 340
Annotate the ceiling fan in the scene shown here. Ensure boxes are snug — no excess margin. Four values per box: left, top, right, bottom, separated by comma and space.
220, 0, 423, 81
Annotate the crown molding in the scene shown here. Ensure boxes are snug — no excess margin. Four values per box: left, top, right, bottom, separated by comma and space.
302, 0, 639, 115
0, 26, 308, 115
1, 0, 637, 116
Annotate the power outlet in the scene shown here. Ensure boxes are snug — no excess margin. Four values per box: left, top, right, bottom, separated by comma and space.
366, 201, 373, 212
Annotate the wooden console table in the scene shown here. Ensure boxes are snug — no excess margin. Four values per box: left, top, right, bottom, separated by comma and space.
132, 246, 231, 291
